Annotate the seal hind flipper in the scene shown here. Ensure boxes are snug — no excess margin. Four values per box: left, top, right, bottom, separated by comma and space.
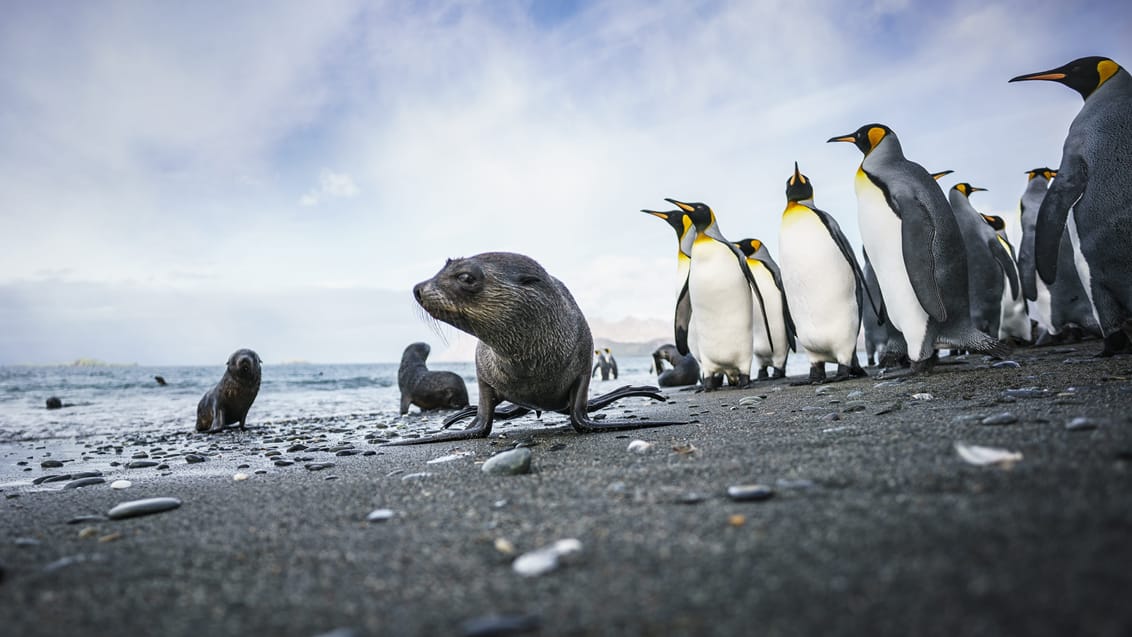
567, 377, 686, 433
583, 385, 669, 411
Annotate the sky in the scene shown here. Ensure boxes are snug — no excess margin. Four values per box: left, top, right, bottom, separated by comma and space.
1, 0, 1129, 365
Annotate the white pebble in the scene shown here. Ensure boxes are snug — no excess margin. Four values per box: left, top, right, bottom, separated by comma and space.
627, 440, 653, 454
110, 480, 132, 490
512, 538, 582, 577
366, 508, 395, 522
912, 393, 934, 401
233, 472, 249, 481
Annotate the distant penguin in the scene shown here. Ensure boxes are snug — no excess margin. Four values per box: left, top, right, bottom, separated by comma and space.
1011, 56, 1132, 355
642, 208, 695, 352
1014, 168, 1100, 340
652, 344, 700, 387
603, 348, 619, 379
829, 124, 1009, 371
948, 183, 1018, 339
592, 349, 612, 381
982, 214, 1032, 344
735, 238, 795, 380
666, 198, 771, 389
862, 248, 909, 367
777, 163, 874, 383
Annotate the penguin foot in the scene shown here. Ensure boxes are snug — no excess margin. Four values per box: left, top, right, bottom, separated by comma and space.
808, 363, 827, 384
1097, 330, 1131, 357
770, 367, 786, 380
756, 368, 769, 381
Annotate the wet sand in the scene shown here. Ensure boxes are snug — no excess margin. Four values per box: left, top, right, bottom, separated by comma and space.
2, 345, 1131, 636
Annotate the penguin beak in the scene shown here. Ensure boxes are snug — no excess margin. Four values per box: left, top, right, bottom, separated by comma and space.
664, 198, 695, 214
791, 161, 803, 184
641, 209, 670, 220
1009, 69, 1067, 83
930, 170, 953, 181
827, 134, 856, 144
970, 186, 988, 193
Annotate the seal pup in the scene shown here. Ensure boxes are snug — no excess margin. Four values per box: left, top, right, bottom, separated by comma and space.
387, 252, 684, 445
196, 348, 261, 433
651, 344, 701, 387
154, 375, 167, 386
398, 342, 469, 415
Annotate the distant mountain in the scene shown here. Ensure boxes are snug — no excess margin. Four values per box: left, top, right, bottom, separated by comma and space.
433, 315, 674, 362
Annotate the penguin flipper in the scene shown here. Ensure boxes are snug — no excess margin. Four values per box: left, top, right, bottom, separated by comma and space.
731, 243, 775, 351
896, 193, 948, 322
1035, 155, 1085, 285
812, 206, 887, 325
674, 276, 692, 356
989, 237, 1021, 300
754, 255, 797, 351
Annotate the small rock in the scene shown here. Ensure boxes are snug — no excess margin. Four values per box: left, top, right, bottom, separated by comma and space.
78, 527, 99, 539
846, 390, 864, 399
110, 480, 132, 490
992, 360, 1021, 369
401, 472, 433, 482
46, 397, 63, 410
676, 492, 708, 505
233, 472, 250, 481
842, 401, 867, 413
126, 460, 160, 469
305, 462, 335, 472
40, 460, 64, 469
366, 508, 395, 523
981, 412, 1018, 426
737, 396, 764, 406
481, 448, 532, 476
494, 538, 516, 555
63, 477, 106, 489
728, 514, 747, 527
1066, 417, 1099, 431
274, 460, 294, 467
67, 515, 109, 525
726, 484, 775, 502
184, 454, 206, 464
1002, 388, 1047, 399
627, 440, 653, 454
286, 444, 308, 453
875, 401, 903, 415
106, 497, 182, 520
512, 538, 582, 577
815, 386, 833, 395
911, 393, 933, 401
460, 614, 541, 637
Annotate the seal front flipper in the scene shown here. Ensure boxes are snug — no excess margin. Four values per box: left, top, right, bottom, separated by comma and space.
386, 386, 500, 445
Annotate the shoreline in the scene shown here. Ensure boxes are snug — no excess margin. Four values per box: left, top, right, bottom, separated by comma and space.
2, 344, 1131, 636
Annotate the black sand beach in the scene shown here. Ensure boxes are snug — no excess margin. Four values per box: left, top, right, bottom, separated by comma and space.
2, 345, 1131, 636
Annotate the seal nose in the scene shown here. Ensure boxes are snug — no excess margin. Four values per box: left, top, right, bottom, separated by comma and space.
413, 282, 425, 304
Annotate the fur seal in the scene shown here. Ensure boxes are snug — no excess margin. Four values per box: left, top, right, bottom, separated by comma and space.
652, 344, 700, 387
387, 252, 684, 445
398, 342, 470, 415
196, 348, 261, 433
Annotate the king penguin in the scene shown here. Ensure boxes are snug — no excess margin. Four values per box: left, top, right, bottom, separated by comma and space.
1014, 168, 1101, 340
735, 238, 795, 380
1010, 56, 1132, 355
666, 198, 771, 390
948, 182, 1019, 339
981, 214, 1031, 344
828, 124, 1009, 371
778, 163, 876, 383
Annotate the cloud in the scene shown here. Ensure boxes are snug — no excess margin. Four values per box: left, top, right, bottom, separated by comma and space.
299, 169, 360, 207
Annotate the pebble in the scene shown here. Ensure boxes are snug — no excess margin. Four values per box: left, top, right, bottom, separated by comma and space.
274, 460, 295, 467
106, 497, 183, 520
726, 484, 775, 502
841, 401, 867, 413
815, 386, 833, 395
305, 462, 335, 471
366, 508, 395, 523
67, 515, 109, 525
286, 444, 308, 453
184, 454, 206, 464
110, 480, 132, 490
981, 412, 1018, 426
954, 442, 1022, 467
426, 451, 474, 464
401, 472, 433, 482
1002, 388, 1047, 399
460, 614, 541, 637
34, 474, 70, 485
676, 492, 708, 505
40, 460, 64, 469
875, 402, 903, 415
627, 440, 653, 454
63, 477, 106, 489
481, 448, 532, 476
846, 390, 864, 399
233, 472, 250, 481
1066, 417, 1099, 431
992, 360, 1021, 369
512, 538, 582, 577
911, 393, 933, 401
737, 395, 764, 406
126, 460, 159, 469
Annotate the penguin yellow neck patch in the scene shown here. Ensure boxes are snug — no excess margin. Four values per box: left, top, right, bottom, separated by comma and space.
867, 127, 886, 150
1097, 59, 1120, 89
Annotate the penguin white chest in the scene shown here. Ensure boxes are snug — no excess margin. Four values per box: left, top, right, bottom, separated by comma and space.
779, 206, 858, 362
688, 237, 753, 373
854, 171, 930, 356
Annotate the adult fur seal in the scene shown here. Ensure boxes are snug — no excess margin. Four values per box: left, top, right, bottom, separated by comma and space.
652, 344, 700, 387
398, 342, 469, 415
196, 348, 261, 433
387, 252, 684, 445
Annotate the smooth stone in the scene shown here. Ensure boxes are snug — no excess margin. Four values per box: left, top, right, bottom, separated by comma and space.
37, 474, 72, 484
875, 402, 903, 415
676, 492, 708, 505
846, 390, 864, 399
1002, 388, 1047, 399
43, 554, 105, 572
981, 412, 1018, 426
106, 497, 182, 520
366, 508, 395, 523
335, 449, 360, 456
481, 448, 532, 476
233, 473, 250, 481
110, 480, 132, 490
842, 401, 867, 413
737, 396, 763, 406
67, 515, 109, 525
184, 454, 206, 464
911, 393, 933, 401
992, 360, 1021, 369
726, 484, 775, 502
512, 539, 582, 577
461, 614, 541, 637
63, 477, 106, 489
627, 440, 653, 454
286, 444, 308, 453
1066, 417, 1100, 431
40, 460, 64, 469
815, 386, 833, 395
274, 460, 295, 467
126, 460, 159, 469
305, 462, 335, 471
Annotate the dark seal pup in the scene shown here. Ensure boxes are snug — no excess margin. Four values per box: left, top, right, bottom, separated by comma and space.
387, 252, 684, 445
652, 344, 701, 387
398, 342, 470, 415
196, 348, 261, 433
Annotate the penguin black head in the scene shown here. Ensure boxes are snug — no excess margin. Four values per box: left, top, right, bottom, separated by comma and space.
785, 162, 815, 203
1009, 56, 1123, 100
641, 208, 688, 239
827, 124, 893, 156
952, 183, 987, 198
1025, 167, 1057, 182
981, 214, 1006, 232
665, 198, 714, 229
734, 238, 763, 258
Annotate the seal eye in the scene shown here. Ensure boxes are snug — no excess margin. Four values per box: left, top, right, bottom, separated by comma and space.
456, 272, 476, 285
